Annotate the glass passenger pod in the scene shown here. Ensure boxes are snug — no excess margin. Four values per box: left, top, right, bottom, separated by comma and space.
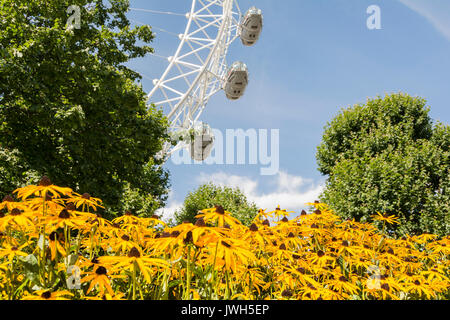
240, 7, 263, 46
224, 61, 248, 100
189, 123, 215, 161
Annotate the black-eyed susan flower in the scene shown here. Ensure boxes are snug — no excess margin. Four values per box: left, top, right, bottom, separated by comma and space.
0, 208, 34, 231
98, 247, 169, 283
14, 176, 72, 200
22, 289, 73, 300
371, 212, 400, 225
66, 192, 104, 212
81, 266, 116, 297
196, 205, 241, 228
0, 243, 29, 263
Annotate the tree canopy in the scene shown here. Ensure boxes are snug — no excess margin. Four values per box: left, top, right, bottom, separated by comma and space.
0, 0, 170, 217
316, 93, 449, 237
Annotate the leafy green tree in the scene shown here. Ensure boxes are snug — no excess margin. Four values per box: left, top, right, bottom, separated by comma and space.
316, 93, 449, 237
0, 0, 170, 218
173, 183, 258, 226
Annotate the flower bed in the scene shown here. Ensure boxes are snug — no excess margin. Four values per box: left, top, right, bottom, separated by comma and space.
0, 177, 448, 300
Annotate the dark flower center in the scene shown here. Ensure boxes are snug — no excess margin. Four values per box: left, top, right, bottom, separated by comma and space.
39, 176, 52, 187
249, 223, 258, 232
215, 205, 225, 214
339, 276, 347, 282
58, 209, 70, 219
41, 291, 52, 299
307, 283, 316, 290
81, 193, 91, 200
279, 243, 287, 250
381, 283, 390, 291
151, 214, 160, 219
128, 247, 141, 258
183, 231, 193, 244
342, 240, 349, 247
124, 211, 133, 216
287, 232, 295, 238
387, 248, 394, 255
311, 223, 318, 229
414, 280, 420, 286
65, 203, 76, 211
171, 231, 180, 238
95, 266, 107, 275
11, 246, 18, 251
10, 208, 22, 216
121, 235, 130, 241
222, 241, 231, 248
300, 210, 307, 216
281, 289, 293, 297
262, 219, 270, 227
281, 217, 289, 223
314, 209, 321, 215
2, 195, 14, 202
195, 218, 206, 227
296, 267, 306, 274
317, 250, 325, 257
49, 232, 58, 241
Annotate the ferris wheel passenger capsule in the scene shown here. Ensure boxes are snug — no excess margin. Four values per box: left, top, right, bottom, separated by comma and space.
190, 123, 215, 161
224, 61, 248, 100
240, 7, 263, 46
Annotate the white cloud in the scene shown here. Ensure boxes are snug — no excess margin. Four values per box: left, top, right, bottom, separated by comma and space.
398, 0, 450, 41
197, 171, 324, 214
155, 190, 182, 222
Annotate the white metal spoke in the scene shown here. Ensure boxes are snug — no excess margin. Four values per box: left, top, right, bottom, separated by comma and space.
144, 0, 250, 158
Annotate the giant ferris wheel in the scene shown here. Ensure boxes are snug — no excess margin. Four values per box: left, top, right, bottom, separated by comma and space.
131, 0, 263, 162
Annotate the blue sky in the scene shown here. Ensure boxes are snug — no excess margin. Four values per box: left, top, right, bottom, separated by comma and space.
125, 0, 450, 220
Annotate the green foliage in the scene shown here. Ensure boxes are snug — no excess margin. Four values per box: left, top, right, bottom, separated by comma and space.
316, 93, 449, 237
0, 0, 170, 217
173, 183, 258, 226
0, 147, 40, 196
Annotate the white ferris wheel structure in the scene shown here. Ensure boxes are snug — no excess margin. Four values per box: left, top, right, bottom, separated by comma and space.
131, 0, 263, 161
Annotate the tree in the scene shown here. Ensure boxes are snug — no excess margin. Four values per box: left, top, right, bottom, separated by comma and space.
0, 0, 170, 218
316, 93, 449, 237
173, 183, 258, 226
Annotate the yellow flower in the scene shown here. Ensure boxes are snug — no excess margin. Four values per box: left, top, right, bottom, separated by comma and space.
66, 192, 104, 212
371, 212, 400, 225
14, 176, 73, 200
0, 243, 29, 262
81, 266, 116, 297
196, 205, 241, 228
98, 247, 169, 283
0, 208, 35, 232
0, 195, 28, 212
206, 238, 256, 273
22, 289, 73, 300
